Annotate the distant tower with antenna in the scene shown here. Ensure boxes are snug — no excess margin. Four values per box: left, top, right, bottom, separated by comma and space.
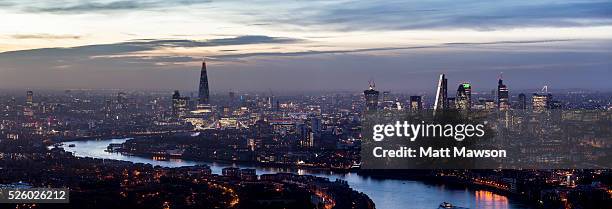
497, 73, 509, 110
364, 80, 380, 112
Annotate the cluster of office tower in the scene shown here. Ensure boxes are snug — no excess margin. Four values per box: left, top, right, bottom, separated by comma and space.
364, 73, 559, 112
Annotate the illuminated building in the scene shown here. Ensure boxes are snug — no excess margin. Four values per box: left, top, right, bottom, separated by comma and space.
218, 117, 240, 129
240, 169, 257, 181
456, 82, 471, 110
532, 93, 551, 110
497, 76, 509, 110
382, 91, 391, 102
26, 91, 33, 106
447, 97, 456, 110
23, 91, 34, 116
382, 91, 396, 109
308, 132, 315, 147
485, 99, 496, 110
222, 167, 241, 177
410, 96, 422, 110
363, 81, 379, 112
434, 74, 448, 111
171, 90, 189, 118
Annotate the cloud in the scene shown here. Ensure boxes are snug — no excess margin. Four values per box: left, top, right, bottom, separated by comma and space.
443, 39, 577, 46
210, 46, 434, 60
21, 0, 213, 13
10, 33, 82, 39
90, 55, 201, 64
36, 1, 149, 13
0, 36, 581, 69
0, 1, 14, 7
5, 0, 612, 30
246, 0, 612, 31
0, 35, 302, 59
1, 37, 610, 91
0, 35, 303, 73
126, 35, 300, 48
4, 0, 611, 31
0, 37, 590, 65
211, 39, 579, 59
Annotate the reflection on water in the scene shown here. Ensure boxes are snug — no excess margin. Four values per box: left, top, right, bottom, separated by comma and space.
51, 138, 532, 209
475, 190, 509, 209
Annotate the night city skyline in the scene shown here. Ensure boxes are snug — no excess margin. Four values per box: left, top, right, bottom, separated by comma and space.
0, 1, 611, 209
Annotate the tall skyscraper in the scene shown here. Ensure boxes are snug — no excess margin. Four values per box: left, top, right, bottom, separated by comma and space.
410, 96, 422, 110
497, 75, 509, 110
532, 93, 551, 110
456, 82, 471, 110
198, 61, 210, 104
26, 91, 33, 106
23, 91, 34, 117
172, 90, 189, 118
517, 93, 527, 110
363, 81, 379, 112
310, 117, 322, 135
434, 74, 448, 111
382, 91, 395, 109
229, 91, 236, 107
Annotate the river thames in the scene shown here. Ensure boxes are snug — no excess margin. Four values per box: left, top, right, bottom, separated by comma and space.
52, 138, 533, 209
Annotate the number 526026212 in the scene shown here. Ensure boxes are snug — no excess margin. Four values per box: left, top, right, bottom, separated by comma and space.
0, 188, 69, 203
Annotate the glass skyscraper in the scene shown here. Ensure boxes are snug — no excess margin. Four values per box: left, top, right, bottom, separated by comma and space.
198, 61, 210, 104
497, 77, 509, 110
434, 74, 448, 111
456, 82, 471, 110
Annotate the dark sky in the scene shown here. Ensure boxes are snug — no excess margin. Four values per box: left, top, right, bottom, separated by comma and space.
0, 0, 611, 92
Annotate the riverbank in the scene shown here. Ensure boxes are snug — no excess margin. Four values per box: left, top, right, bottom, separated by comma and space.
110, 138, 540, 209
111, 150, 356, 172
9, 147, 375, 209
355, 170, 539, 207
55, 137, 536, 209
49, 131, 192, 144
